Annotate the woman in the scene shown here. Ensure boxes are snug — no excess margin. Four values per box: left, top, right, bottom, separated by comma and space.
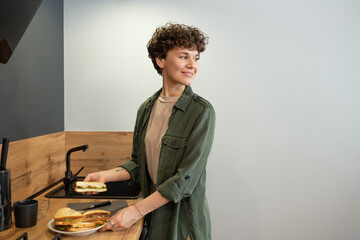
85, 23, 215, 240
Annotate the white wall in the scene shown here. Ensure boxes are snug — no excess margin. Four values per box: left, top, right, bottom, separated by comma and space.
64, 0, 360, 239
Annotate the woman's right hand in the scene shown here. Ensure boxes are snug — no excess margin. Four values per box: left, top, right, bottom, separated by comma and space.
83, 172, 106, 183
82, 172, 107, 195
80, 167, 131, 195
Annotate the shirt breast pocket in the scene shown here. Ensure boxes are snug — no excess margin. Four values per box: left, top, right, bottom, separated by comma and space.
158, 135, 188, 177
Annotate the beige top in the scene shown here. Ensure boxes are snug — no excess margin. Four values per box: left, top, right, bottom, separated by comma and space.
145, 95, 179, 184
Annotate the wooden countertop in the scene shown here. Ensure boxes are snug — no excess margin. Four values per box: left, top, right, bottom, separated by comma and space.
6, 186, 144, 240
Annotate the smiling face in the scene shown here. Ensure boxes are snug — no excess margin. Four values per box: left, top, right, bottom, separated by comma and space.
156, 47, 200, 93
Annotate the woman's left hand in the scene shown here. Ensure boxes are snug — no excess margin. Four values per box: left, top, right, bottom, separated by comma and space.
99, 205, 143, 232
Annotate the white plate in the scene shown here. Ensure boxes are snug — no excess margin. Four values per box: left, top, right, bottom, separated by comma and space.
47, 219, 104, 236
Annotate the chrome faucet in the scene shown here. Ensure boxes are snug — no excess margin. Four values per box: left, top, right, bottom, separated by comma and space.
63, 145, 88, 193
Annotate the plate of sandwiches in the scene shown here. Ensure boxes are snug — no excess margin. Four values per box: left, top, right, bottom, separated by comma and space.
48, 207, 110, 236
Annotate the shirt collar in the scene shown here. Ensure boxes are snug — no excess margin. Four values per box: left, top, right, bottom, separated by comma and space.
174, 86, 193, 112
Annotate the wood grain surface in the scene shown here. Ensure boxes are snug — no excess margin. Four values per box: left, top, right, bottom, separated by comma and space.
65, 132, 133, 176
5, 132, 66, 203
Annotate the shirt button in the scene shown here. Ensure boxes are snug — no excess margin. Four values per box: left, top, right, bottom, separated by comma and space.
185, 176, 190, 180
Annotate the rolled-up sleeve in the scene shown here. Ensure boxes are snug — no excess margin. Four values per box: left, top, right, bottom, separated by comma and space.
157, 105, 216, 203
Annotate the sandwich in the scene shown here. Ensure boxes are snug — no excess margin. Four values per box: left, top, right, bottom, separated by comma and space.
54, 207, 84, 231
53, 208, 110, 232
81, 209, 111, 226
75, 181, 107, 193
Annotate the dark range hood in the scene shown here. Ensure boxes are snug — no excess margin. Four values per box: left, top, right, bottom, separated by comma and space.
0, 0, 43, 64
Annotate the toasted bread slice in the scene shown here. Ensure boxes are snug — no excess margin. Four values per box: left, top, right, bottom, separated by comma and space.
54, 207, 83, 225
81, 209, 110, 222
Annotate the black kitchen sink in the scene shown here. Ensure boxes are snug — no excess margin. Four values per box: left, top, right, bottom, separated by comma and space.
45, 177, 141, 199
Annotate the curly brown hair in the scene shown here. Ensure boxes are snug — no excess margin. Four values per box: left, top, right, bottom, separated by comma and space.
147, 23, 209, 75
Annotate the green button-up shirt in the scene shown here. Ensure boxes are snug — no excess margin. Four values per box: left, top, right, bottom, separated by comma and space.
121, 86, 215, 240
